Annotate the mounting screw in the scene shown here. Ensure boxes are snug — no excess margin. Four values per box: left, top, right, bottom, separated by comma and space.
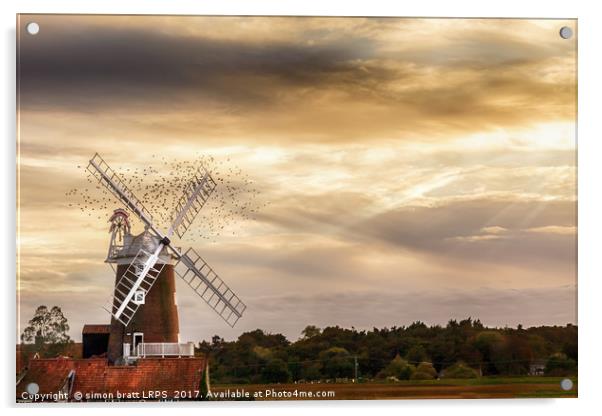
559, 26, 573, 40
26, 22, 40, 35
560, 378, 573, 391
160, 236, 171, 246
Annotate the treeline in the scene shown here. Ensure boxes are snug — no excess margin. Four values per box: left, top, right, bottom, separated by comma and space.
197, 319, 577, 384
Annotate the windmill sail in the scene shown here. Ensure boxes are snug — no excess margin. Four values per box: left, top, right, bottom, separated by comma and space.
175, 248, 247, 327
169, 167, 217, 239
87, 153, 158, 234
105, 248, 166, 326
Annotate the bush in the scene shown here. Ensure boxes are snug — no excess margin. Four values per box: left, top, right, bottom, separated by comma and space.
319, 347, 354, 379
411, 362, 437, 380
411, 371, 434, 380
441, 362, 479, 379
545, 353, 577, 376
405, 345, 429, 364
261, 358, 291, 383
302, 363, 322, 381
377, 354, 416, 380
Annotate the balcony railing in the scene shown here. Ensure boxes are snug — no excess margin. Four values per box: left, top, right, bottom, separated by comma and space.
123, 342, 195, 358
106, 244, 124, 261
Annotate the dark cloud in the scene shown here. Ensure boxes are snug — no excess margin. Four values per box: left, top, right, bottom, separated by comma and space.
18, 16, 576, 142
354, 198, 576, 268
193, 196, 577, 288
198, 241, 371, 288
18, 16, 374, 111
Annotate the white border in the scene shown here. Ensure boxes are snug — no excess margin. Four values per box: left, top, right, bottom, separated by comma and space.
3, 1, 601, 414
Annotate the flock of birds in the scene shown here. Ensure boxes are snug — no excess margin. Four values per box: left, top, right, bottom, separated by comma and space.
65, 154, 267, 242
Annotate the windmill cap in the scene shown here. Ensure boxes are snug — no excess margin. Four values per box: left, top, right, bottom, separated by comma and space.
112, 230, 176, 265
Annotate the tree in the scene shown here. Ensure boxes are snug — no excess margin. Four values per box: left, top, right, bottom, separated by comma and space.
473, 331, 504, 375
21, 306, 71, 345
301, 325, 321, 339
212, 335, 224, 348
411, 362, 438, 380
562, 340, 578, 362
261, 358, 291, 383
492, 335, 533, 375
205, 320, 578, 384
378, 354, 415, 380
302, 363, 322, 381
441, 362, 479, 379
253, 345, 272, 360
405, 344, 428, 364
319, 347, 354, 379
545, 353, 577, 376
238, 329, 289, 349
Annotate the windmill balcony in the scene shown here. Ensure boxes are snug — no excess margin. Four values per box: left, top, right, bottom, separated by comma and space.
123, 342, 195, 359
106, 244, 124, 261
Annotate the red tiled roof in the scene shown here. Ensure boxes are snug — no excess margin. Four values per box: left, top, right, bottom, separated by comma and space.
16, 343, 83, 374
17, 357, 207, 402
17, 357, 75, 396
71, 359, 108, 395
103, 358, 205, 394
82, 324, 111, 334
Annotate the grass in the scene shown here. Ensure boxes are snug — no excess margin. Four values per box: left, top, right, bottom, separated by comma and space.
517, 390, 577, 398
373, 376, 578, 386
216, 376, 577, 387
212, 376, 578, 400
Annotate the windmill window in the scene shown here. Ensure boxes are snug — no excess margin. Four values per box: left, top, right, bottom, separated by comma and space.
133, 290, 145, 305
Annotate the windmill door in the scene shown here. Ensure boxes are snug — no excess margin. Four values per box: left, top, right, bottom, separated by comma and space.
133, 332, 144, 357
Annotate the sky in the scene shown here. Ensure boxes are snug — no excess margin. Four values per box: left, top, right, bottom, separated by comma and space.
17, 15, 577, 342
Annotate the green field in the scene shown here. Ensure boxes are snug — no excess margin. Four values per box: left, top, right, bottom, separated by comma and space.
212, 377, 577, 400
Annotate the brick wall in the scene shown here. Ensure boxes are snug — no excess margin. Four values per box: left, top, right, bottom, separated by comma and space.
107, 264, 180, 363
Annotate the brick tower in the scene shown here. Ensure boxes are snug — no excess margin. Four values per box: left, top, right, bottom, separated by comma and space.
106, 230, 180, 363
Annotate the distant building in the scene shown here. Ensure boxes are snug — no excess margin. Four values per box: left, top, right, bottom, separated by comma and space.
529, 359, 546, 376
82, 324, 111, 359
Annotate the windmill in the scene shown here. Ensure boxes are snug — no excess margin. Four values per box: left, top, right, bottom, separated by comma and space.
86, 153, 247, 362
